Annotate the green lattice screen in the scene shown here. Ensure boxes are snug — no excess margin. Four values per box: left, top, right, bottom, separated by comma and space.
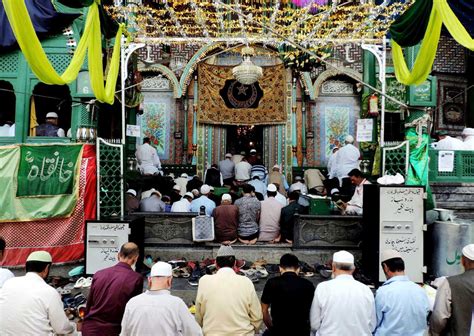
383, 142, 408, 177
0, 53, 19, 73
98, 140, 123, 218
47, 53, 73, 73
429, 150, 474, 183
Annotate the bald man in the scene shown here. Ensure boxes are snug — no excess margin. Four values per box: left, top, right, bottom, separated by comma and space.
82, 243, 143, 336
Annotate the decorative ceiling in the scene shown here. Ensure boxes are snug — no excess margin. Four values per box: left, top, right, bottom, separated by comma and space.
106, 1, 411, 46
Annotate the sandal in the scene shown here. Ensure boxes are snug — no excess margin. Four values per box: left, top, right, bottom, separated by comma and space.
73, 277, 87, 289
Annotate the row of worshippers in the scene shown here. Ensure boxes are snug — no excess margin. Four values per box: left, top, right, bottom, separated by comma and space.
2, 241, 472, 336
431, 127, 474, 150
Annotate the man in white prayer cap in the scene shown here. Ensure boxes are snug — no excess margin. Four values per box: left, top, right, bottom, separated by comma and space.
310, 250, 375, 335
334, 135, 360, 185
462, 127, 474, 150
36, 112, 65, 137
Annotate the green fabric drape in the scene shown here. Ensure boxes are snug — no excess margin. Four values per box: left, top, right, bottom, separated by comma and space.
405, 128, 435, 210
2, 0, 123, 104
391, 0, 474, 86
390, 0, 432, 47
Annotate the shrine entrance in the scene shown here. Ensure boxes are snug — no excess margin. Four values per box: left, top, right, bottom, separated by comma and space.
226, 125, 264, 155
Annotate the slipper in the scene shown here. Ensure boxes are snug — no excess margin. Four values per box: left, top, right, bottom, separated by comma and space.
82, 277, 93, 288
254, 266, 268, 278
73, 277, 87, 289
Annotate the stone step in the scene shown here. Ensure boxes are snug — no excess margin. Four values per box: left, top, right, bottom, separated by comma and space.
144, 243, 361, 265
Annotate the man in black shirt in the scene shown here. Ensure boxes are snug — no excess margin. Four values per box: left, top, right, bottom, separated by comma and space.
261, 254, 315, 336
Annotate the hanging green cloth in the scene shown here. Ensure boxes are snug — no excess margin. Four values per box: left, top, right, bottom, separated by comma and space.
390, 0, 432, 47
405, 115, 435, 210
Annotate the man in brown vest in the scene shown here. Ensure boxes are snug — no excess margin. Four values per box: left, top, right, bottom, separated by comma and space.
430, 243, 474, 335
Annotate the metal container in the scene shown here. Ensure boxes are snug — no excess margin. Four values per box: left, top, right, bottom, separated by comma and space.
432, 220, 471, 277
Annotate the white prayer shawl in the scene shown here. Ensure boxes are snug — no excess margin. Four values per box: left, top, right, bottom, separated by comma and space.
434, 136, 464, 150
334, 144, 360, 180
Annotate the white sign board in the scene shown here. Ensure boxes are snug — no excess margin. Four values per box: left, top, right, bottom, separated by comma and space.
126, 124, 141, 137
85, 222, 130, 274
379, 187, 424, 282
356, 118, 374, 142
438, 150, 455, 172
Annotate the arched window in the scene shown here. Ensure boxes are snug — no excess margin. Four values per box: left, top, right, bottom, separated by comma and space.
30, 83, 72, 137
0, 80, 16, 137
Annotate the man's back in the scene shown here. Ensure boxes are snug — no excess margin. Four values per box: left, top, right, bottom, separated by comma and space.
0, 272, 75, 335
219, 159, 235, 179
82, 262, 143, 335
261, 272, 315, 335
121, 290, 202, 336
235, 161, 252, 181
335, 144, 360, 178
195, 268, 262, 335
310, 274, 375, 335
374, 276, 429, 336
140, 196, 166, 212
259, 197, 283, 241
190, 196, 216, 216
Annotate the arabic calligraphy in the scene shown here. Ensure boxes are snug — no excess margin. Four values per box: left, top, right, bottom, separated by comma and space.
100, 247, 119, 262
384, 236, 418, 254
99, 224, 127, 232
446, 250, 462, 265
390, 196, 415, 214
385, 188, 422, 196
26, 150, 74, 183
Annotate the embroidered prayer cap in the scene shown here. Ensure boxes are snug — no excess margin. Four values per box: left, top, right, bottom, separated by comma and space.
221, 193, 232, 201
333, 250, 354, 264
46, 112, 58, 119
462, 244, 474, 260
345, 135, 354, 144
27, 251, 52, 263
181, 173, 188, 178
173, 185, 181, 191
225, 153, 232, 158
216, 244, 235, 257
126, 189, 137, 197
250, 149, 257, 153
200, 184, 211, 195
267, 184, 277, 192
380, 249, 402, 263
184, 192, 194, 199
150, 261, 172, 277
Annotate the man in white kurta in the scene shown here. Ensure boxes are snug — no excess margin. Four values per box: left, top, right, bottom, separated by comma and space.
343, 169, 371, 216
121, 262, 202, 336
334, 135, 360, 181
135, 137, 162, 175
170, 192, 194, 212
432, 131, 464, 150
310, 250, 375, 336
462, 127, 474, 150
0, 251, 77, 335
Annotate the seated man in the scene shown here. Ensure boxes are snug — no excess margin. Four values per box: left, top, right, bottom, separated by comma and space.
338, 169, 370, 216
280, 191, 303, 244
170, 192, 194, 212
212, 194, 239, 244
304, 168, 326, 195
135, 137, 162, 175
258, 184, 283, 243
234, 184, 261, 245
140, 190, 166, 212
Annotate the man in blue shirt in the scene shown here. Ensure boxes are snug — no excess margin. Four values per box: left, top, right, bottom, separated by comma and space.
373, 249, 430, 336
190, 184, 216, 216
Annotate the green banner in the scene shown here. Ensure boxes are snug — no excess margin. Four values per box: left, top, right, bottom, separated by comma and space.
17, 145, 83, 197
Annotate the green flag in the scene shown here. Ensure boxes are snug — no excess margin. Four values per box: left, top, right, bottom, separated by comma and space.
17, 145, 83, 197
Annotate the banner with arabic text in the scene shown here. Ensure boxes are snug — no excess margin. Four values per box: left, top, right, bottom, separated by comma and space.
17, 145, 82, 196
0, 144, 83, 222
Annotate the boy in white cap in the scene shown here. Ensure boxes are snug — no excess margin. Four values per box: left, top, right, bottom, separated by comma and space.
310, 250, 375, 335
0, 251, 77, 335
36, 112, 66, 137
431, 243, 474, 336
125, 189, 140, 213
121, 262, 202, 336
373, 250, 429, 335
170, 184, 182, 204
190, 184, 216, 216
195, 245, 262, 335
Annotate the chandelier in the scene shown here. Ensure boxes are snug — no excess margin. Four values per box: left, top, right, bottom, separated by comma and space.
232, 46, 263, 85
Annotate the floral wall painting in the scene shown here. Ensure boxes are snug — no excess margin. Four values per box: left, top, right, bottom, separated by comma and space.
139, 92, 172, 160
312, 96, 359, 166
